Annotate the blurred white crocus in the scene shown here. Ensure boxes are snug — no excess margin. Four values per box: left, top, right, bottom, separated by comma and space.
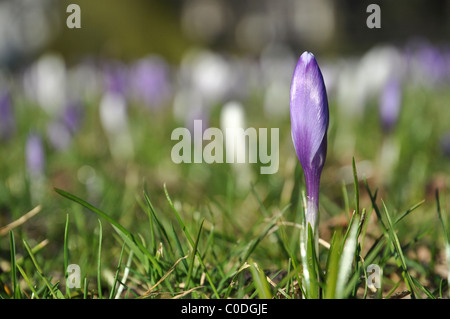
260, 43, 296, 119
181, 49, 231, 105
173, 87, 209, 133
220, 101, 252, 190
99, 92, 134, 162
336, 46, 404, 118
334, 45, 404, 159
67, 59, 102, 102
23, 53, 67, 116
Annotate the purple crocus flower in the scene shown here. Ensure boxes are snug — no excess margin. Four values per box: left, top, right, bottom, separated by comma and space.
102, 61, 128, 96
379, 77, 402, 133
0, 92, 15, 141
290, 52, 329, 233
47, 101, 83, 151
129, 56, 172, 109
26, 132, 45, 176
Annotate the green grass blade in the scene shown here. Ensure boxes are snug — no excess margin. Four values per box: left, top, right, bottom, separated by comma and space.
276, 217, 302, 292
251, 183, 290, 260
97, 219, 103, 299
435, 190, 450, 298
186, 219, 204, 289
164, 184, 219, 298
109, 242, 126, 299
240, 210, 284, 263
163, 184, 193, 245
55, 188, 131, 240
336, 215, 360, 299
342, 181, 350, 216
54, 187, 162, 275
83, 278, 89, 299
352, 157, 360, 215
23, 239, 63, 299
394, 200, 425, 225
171, 223, 189, 272
139, 193, 155, 254
384, 280, 401, 299
306, 224, 320, 299
250, 263, 272, 299
63, 213, 70, 298
364, 179, 387, 231
411, 277, 435, 299
16, 264, 38, 299
381, 200, 417, 298
340, 211, 357, 254
324, 231, 342, 299
9, 230, 21, 299
143, 190, 173, 253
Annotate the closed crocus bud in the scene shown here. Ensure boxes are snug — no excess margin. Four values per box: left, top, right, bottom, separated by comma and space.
290, 52, 329, 233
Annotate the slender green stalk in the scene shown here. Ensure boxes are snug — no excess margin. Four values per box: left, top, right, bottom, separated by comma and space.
64, 214, 70, 298
250, 263, 272, 299
97, 219, 103, 299
164, 184, 219, 298
336, 215, 360, 299
435, 190, 450, 298
352, 157, 360, 215
23, 239, 62, 299
109, 242, 125, 299
186, 219, 204, 289
16, 264, 38, 298
381, 201, 417, 298
9, 230, 20, 299
54, 187, 162, 275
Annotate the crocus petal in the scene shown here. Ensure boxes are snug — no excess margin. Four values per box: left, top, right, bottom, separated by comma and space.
290, 52, 329, 186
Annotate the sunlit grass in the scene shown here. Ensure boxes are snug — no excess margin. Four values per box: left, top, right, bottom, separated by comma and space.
0, 60, 449, 299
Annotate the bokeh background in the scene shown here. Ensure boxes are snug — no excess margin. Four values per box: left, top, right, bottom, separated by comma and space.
1, 0, 450, 294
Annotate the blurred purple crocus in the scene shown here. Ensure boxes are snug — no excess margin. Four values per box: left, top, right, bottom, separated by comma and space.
62, 101, 83, 134
26, 132, 45, 176
103, 61, 128, 96
290, 52, 329, 234
0, 92, 15, 141
130, 56, 172, 109
47, 101, 83, 150
379, 77, 402, 133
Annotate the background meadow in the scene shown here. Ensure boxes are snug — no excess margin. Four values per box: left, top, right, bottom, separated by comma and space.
0, 0, 449, 299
